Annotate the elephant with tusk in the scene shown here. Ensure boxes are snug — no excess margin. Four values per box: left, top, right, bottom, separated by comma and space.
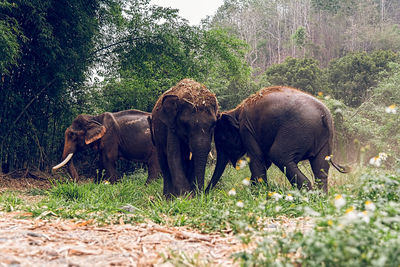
53, 109, 161, 184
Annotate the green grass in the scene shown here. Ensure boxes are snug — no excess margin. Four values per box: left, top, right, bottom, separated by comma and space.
1, 164, 399, 266
0, 191, 25, 212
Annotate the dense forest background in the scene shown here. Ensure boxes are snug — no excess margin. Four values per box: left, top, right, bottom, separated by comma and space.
0, 0, 399, 173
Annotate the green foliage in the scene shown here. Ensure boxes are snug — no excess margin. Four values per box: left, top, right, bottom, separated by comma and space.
292, 26, 307, 48
0, 17, 21, 74
97, 21, 252, 112
311, 0, 341, 13
260, 57, 323, 95
322, 61, 399, 163
200, 28, 254, 109
326, 50, 399, 107
236, 171, 400, 267
0, 0, 103, 170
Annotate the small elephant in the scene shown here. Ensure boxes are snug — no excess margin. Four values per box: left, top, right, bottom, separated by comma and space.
149, 79, 219, 197
206, 86, 348, 193
53, 109, 161, 184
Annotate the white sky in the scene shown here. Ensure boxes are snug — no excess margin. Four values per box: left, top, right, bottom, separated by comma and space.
150, 0, 225, 25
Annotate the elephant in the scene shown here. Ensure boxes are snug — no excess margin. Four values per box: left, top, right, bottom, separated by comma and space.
53, 109, 161, 184
149, 79, 219, 197
206, 86, 349, 193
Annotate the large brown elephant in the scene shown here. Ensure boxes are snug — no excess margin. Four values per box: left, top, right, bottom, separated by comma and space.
149, 79, 219, 197
53, 109, 161, 184
206, 86, 349, 193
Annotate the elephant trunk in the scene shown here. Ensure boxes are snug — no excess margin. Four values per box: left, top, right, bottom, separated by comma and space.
191, 139, 212, 192
192, 151, 208, 192
205, 149, 229, 193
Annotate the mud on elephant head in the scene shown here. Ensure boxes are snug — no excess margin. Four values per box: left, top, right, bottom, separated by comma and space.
53, 110, 161, 184
150, 79, 219, 198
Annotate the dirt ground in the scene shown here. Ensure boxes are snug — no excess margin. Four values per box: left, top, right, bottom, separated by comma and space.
0, 173, 314, 267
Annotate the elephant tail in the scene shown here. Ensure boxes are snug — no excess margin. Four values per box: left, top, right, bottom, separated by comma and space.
327, 156, 351, 173
321, 113, 351, 173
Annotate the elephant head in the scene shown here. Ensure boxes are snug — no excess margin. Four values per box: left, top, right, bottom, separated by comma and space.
53, 114, 106, 181
206, 109, 246, 192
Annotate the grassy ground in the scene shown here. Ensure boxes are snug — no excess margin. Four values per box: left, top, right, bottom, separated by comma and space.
1, 162, 400, 266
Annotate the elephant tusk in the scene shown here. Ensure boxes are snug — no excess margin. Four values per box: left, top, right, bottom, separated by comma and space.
209, 151, 214, 160
52, 153, 73, 170
189, 152, 192, 160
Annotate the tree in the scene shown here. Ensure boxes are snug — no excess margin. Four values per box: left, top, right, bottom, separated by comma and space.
96, 3, 253, 112
260, 57, 323, 95
0, 0, 102, 170
0, 1, 20, 74
326, 50, 399, 107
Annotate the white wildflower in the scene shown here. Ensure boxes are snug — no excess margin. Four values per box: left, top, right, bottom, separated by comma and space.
242, 177, 251, 186
365, 200, 376, 211
268, 192, 282, 201
239, 159, 247, 169
385, 104, 397, 114
369, 152, 388, 167
369, 156, 382, 167
285, 194, 294, 201
236, 201, 244, 208
334, 194, 346, 209
343, 206, 357, 222
360, 211, 370, 224
228, 188, 236, 196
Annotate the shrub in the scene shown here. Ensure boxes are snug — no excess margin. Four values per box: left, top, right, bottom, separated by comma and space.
326, 50, 399, 107
259, 57, 324, 95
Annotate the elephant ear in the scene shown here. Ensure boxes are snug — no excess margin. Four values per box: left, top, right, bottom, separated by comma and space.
218, 113, 244, 166
85, 120, 106, 145
220, 113, 239, 130
159, 95, 180, 128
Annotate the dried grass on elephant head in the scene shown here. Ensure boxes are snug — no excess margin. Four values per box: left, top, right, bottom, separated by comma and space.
154, 79, 219, 112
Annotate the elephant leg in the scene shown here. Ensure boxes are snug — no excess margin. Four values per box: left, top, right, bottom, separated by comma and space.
269, 145, 312, 190
268, 137, 312, 190
242, 132, 267, 184
310, 145, 330, 193
157, 150, 174, 197
95, 158, 104, 184
145, 151, 161, 184
273, 160, 312, 190
166, 132, 191, 196
259, 160, 272, 184
101, 151, 118, 184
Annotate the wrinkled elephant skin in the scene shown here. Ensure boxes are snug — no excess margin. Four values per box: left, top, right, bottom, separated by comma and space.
54, 109, 161, 184
206, 86, 348, 193
150, 79, 218, 198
